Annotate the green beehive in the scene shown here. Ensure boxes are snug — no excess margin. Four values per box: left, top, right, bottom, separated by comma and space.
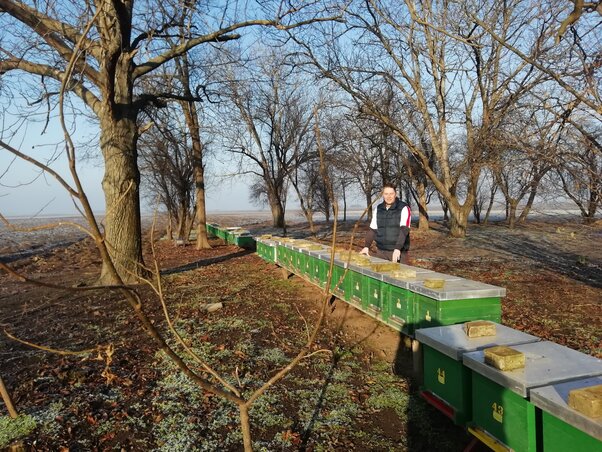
234, 234, 255, 250
256, 240, 269, 262
413, 294, 502, 330
284, 246, 296, 271
410, 278, 504, 330
276, 244, 291, 269
415, 324, 539, 426
293, 250, 306, 275
349, 269, 368, 307
383, 283, 414, 335
365, 276, 385, 318
463, 341, 602, 452
329, 263, 351, 301
530, 377, 602, 452
309, 253, 329, 287
263, 242, 277, 263
301, 253, 312, 278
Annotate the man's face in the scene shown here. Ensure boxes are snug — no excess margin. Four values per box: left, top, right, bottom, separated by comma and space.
382, 187, 396, 205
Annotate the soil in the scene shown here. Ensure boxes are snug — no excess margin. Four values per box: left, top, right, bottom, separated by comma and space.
0, 215, 600, 451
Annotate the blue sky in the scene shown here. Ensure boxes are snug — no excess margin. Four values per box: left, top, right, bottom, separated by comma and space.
0, 112, 255, 217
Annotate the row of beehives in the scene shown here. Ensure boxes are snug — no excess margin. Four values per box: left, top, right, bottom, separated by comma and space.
256, 235, 505, 337
417, 322, 601, 452
252, 234, 601, 452
206, 223, 256, 249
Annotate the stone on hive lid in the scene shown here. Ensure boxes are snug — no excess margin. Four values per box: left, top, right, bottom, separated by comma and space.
424, 278, 445, 289
388, 268, 417, 279
464, 320, 497, 338
484, 346, 525, 371
568, 384, 602, 418
370, 262, 400, 272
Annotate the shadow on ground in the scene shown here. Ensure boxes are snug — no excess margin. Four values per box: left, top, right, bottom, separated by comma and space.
468, 228, 602, 288
161, 248, 255, 275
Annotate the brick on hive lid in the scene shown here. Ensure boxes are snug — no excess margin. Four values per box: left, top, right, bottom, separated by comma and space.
568, 384, 602, 418
371, 262, 400, 272
424, 278, 445, 289
484, 345, 525, 371
464, 320, 497, 338
388, 268, 417, 279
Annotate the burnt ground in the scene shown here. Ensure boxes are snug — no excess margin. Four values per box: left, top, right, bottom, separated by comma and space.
0, 216, 600, 451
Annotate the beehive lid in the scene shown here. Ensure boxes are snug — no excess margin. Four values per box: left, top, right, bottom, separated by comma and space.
416, 323, 540, 360
463, 341, 602, 397
530, 376, 602, 440
410, 278, 506, 300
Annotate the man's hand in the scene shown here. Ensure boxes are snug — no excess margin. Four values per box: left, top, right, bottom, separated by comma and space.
360, 247, 370, 256
392, 249, 401, 262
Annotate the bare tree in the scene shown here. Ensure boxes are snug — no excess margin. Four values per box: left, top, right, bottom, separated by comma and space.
557, 0, 602, 42
1, 102, 345, 452
220, 50, 316, 228
290, 0, 542, 237
555, 122, 601, 222
469, 0, 602, 115
473, 168, 499, 224
0, 0, 339, 282
139, 104, 196, 241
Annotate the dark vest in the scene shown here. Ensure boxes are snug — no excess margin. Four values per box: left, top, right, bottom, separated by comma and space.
375, 199, 410, 251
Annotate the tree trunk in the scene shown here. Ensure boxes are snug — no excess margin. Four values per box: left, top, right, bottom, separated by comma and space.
179, 80, 211, 249
192, 140, 211, 249
483, 185, 497, 225
166, 214, 173, 240
508, 201, 518, 229
298, 194, 315, 234
99, 115, 145, 285
518, 178, 542, 223
176, 204, 188, 240
366, 191, 373, 221
448, 203, 471, 238
416, 180, 430, 231
270, 200, 285, 228
342, 183, 347, 222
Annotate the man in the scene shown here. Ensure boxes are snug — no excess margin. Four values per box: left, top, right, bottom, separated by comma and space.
360, 183, 411, 263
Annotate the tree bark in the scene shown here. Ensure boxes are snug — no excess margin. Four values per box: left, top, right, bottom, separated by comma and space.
99, 114, 145, 285
448, 203, 471, 238
270, 201, 285, 228
177, 52, 211, 250
189, 112, 211, 249
416, 179, 430, 231
507, 201, 518, 229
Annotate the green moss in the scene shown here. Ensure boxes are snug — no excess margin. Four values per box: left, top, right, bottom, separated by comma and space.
32, 401, 64, 437
0, 415, 37, 448
258, 348, 289, 365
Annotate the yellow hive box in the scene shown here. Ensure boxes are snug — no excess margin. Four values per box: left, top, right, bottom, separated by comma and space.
568, 384, 602, 418
424, 279, 445, 289
464, 320, 497, 338
484, 346, 525, 371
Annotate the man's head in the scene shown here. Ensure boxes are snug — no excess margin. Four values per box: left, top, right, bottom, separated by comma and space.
382, 183, 397, 206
